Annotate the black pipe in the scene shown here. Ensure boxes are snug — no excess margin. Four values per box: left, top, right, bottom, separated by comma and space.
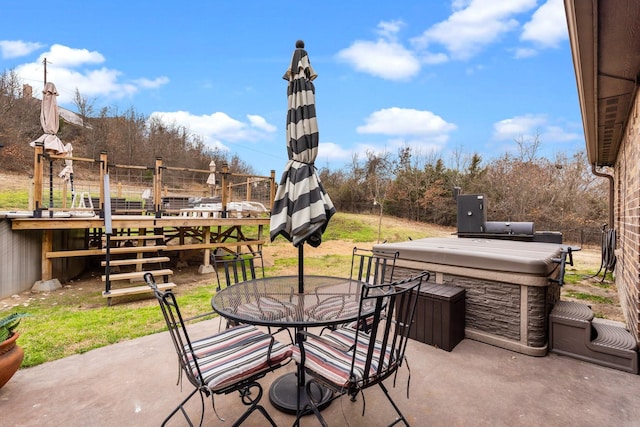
591, 164, 614, 229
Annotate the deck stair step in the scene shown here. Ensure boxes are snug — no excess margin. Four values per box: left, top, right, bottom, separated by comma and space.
102, 282, 176, 298
103, 245, 168, 254
592, 319, 638, 351
101, 256, 170, 267
549, 300, 638, 374
103, 235, 163, 241
101, 268, 173, 282
102, 232, 173, 305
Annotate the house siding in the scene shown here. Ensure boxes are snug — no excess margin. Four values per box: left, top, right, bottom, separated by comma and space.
615, 86, 640, 340
0, 220, 88, 299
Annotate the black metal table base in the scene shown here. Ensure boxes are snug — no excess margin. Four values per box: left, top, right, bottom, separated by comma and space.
268, 372, 333, 414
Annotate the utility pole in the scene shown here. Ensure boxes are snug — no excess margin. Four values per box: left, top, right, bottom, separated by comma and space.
43, 57, 49, 85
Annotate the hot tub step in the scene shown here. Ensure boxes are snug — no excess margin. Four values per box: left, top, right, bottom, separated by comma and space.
549, 301, 638, 374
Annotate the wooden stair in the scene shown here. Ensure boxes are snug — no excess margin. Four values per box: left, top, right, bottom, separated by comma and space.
549, 300, 638, 374
102, 232, 175, 305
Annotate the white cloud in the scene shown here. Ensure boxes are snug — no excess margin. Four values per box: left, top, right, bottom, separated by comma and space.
540, 125, 581, 143
493, 114, 581, 144
493, 114, 547, 140
521, 0, 568, 47
352, 108, 456, 159
39, 44, 105, 67
375, 20, 405, 42
133, 77, 170, 89
11, 43, 168, 105
421, 52, 449, 65
0, 40, 43, 58
316, 141, 353, 162
149, 111, 277, 151
247, 114, 277, 133
337, 40, 420, 80
514, 47, 538, 58
337, 20, 420, 81
411, 0, 537, 60
357, 107, 457, 136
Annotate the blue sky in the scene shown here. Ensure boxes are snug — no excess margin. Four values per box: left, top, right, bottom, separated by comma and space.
1, 0, 582, 176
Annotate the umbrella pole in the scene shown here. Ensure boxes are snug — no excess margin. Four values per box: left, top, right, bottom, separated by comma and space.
298, 244, 304, 293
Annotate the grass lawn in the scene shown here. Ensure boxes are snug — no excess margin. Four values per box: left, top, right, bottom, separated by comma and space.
0, 212, 614, 368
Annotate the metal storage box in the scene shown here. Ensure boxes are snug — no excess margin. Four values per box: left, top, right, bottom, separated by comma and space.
409, 282, 465, 351
456, 194, 486, 233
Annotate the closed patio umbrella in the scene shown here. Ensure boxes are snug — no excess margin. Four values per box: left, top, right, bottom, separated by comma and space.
206, 160, 216, 195
30, 82, 67, 155
269, 42, 337, 412
270, 40, 336, 292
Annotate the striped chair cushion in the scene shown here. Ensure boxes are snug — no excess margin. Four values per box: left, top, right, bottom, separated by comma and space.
235, 297, 296, 322
185, 324, 291, 391
345, 314, 376, 332
305, 295, 361, 321
291, 327, 394, 388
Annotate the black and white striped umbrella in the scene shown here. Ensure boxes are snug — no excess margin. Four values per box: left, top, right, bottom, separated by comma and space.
270, 41, 336, 250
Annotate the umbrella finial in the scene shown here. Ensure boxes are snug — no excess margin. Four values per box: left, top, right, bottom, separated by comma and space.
296, 40, 305, 48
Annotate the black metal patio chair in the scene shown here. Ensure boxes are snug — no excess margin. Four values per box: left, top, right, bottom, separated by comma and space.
144, 272, 292, 427
293, 271, 430, 427
351, 246, 399, 286
314, 247, 399, 335
212, 250, 294, 343
213, 250, 264, 292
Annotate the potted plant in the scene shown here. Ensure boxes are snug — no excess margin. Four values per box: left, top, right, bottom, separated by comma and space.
0, 312, 28, 389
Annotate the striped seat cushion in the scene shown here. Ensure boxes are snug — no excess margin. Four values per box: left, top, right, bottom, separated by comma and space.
346, 314, 376, 331
291, 327, 394, 388
235, 296, 296, 322
185, 324, 291, 391
305, 295, 365, 321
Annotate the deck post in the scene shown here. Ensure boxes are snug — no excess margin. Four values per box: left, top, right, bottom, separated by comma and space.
270, 170, 276, 209
154, 157, 163, 218
221, 163, 229, 218
99, 151, 108, 217
33, 144, 44, 217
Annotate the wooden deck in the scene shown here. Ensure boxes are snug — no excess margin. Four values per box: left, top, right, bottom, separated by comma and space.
8, 214, 269, 283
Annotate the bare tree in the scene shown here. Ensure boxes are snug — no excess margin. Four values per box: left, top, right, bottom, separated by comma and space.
514, 131, 542, 162
363, 150, 393, 242
72, 88, 95, 127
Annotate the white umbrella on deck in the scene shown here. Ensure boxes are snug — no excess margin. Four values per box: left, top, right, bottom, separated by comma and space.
206, 160, 216, 191
30, 82, 69, 155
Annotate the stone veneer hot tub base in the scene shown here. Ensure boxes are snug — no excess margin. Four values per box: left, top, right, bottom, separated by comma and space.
376, 238, 563, 356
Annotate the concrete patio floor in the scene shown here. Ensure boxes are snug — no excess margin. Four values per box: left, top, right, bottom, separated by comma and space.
1, 316, 639, 427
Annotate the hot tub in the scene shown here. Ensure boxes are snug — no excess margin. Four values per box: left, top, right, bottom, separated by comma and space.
375, 238, 564, 356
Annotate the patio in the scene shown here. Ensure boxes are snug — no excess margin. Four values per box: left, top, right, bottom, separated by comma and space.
1, 316, 639, 426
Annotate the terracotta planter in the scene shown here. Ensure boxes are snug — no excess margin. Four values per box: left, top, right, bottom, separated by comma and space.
0, 333, 24, 389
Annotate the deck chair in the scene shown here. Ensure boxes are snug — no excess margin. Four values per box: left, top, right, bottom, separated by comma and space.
349, 247, 399, 332
315, 247, 399, 335
292, 271, 430, 427
351, 247, 399, 286
213, 250, 264, 292
212, 250, 294, 342
144, 272, 292, 427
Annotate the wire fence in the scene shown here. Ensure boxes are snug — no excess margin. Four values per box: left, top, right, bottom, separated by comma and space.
34, 148, 275, 218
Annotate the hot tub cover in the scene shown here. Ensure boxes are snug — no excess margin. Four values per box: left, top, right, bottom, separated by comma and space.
376, 237, 563, 276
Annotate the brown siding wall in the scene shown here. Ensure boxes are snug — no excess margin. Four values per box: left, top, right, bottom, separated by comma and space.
615, 87, 640, 340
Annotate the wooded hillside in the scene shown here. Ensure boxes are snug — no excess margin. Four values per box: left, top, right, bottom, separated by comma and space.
0, 69, 609, 244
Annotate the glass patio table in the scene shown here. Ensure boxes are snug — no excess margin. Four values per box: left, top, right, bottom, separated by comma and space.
211, 275, 368, 414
